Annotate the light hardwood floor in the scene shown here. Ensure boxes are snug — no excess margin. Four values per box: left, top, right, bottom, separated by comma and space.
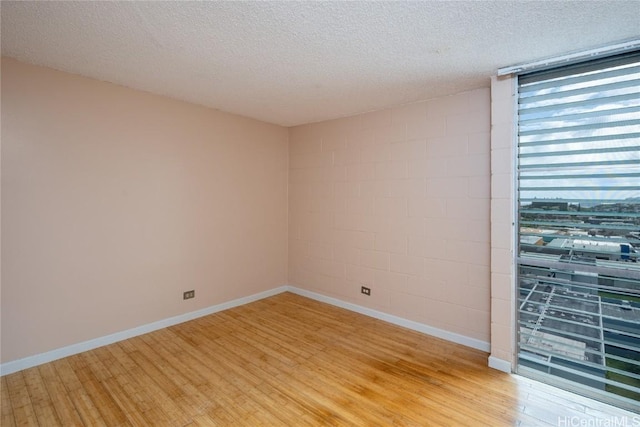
2, 292, 637, 426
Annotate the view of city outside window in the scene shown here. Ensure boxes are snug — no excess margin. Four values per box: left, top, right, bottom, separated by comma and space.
516, 53, 640, 410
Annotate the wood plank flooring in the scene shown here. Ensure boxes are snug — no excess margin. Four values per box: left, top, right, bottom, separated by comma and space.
2, 292, 637, 426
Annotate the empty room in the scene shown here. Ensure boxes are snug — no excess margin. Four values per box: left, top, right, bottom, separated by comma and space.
1, 1, 639, 425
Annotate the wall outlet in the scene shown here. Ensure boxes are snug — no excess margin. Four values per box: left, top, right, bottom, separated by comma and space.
183, 290, 195, 300
361, 286, 371, 296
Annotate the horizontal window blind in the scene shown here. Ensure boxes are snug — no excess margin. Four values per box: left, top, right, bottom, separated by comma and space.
516, 51, 640, 410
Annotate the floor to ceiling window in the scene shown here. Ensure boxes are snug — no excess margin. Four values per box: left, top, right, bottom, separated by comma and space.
515, 51, 640, 410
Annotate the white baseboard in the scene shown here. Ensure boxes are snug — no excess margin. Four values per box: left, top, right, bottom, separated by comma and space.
0, 286, 289, 376
286, 286, 491, 352
488, 355, 512, 373
1, 284, 493, 375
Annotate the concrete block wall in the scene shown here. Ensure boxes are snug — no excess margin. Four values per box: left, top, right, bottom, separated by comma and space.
289, 88, 492, 344
489, 75, 517, 369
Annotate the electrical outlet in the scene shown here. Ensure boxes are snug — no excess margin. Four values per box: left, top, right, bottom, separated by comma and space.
183, 290, 195, 300
361, 286, 371, 296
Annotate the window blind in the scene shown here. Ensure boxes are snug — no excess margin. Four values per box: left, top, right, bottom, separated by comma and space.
516, 51, 640, 410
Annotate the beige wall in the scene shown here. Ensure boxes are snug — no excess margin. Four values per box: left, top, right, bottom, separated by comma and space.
489, 75, 517, 370
288, 89, 491, 344
1, 58, 289, 363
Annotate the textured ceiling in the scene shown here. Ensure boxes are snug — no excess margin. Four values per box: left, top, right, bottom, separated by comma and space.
2, 1, 639, 126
